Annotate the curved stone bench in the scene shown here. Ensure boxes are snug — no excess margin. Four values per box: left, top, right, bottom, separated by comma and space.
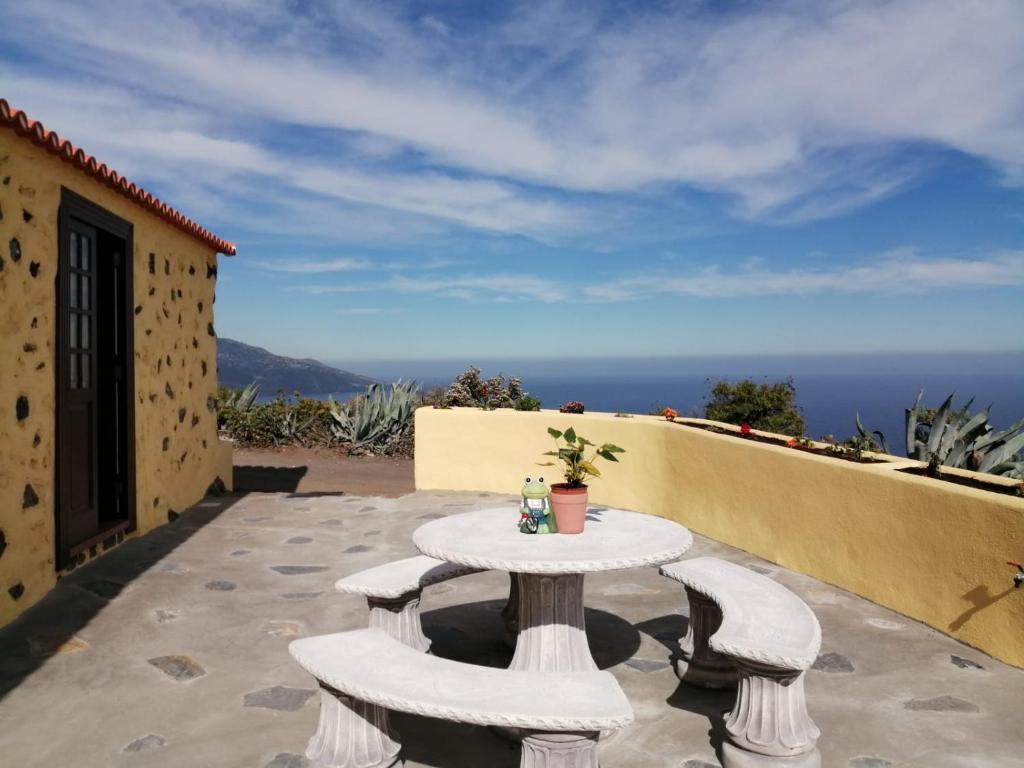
290, 628, 634, 768
335, 555, 481, 652
660, 556, 822, 768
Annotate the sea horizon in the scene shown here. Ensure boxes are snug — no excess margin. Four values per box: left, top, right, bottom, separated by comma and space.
305, 350, 1024, 448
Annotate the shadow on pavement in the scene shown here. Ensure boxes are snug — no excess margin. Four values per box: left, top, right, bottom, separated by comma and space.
233, 464, 309, 493
0, 493, 244, 701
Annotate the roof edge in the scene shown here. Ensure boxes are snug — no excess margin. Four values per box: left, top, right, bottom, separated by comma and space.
0, 98, 236, 256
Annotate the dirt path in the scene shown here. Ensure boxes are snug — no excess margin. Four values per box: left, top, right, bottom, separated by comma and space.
232, 445, 414, 497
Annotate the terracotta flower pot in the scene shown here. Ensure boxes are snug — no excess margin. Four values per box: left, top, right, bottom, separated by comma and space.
550, 484, 588, 534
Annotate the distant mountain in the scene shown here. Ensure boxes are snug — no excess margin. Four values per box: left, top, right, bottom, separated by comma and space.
217, 338, 376, 395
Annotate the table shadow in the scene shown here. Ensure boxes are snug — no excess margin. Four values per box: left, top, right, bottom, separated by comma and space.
421, 600, 642, 671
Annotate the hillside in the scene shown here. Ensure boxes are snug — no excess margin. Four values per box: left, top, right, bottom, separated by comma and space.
217, 338, 376, 394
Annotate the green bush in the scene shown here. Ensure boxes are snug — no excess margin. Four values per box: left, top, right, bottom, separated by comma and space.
442, 366, 535, 409
515, 395, 543, 411
704, 378, 806, 437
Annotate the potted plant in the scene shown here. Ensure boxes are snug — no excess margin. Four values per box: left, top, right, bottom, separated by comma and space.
540, 427, 625, 533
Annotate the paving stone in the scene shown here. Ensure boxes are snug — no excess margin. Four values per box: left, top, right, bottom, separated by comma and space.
849, 758, 893, 768
867, 618, 903, 630
78, 580, 125, 599
812, 652, 855, 673
286, 536, 313, 544
682, 760, 720, 768
343, 545, 372, 554
205, 579, 237, 591
153, 609, 179, 623
745, 563, 773, 575
417, 512, 445, 519
243, 686, 316, 711
266, 754, 310, 768
364, 530, 381, 536
319, 519, 345, 527
358, 506, 377, 512
230, 549, 252, 556
152, 561, 187, 573
148, 655, 206, 681
244, 516, 274, 522
624, 658, 671, 673
270, 565, 329, 575
904, 695, 979, 713
27, 633, 89, 657
263, 621, 303, 637
282, 592, 323, 600
123, 734, 167, 753
951, 654, 985, 670
602, 582, 660, 596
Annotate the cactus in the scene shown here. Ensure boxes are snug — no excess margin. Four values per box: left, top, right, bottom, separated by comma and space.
218, 381, 260, 411
328, 380, 419, 452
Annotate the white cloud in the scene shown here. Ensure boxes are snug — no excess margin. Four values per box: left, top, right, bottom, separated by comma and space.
253, 257, 374, 273
3, 0, 1023, 227
293, 249, 1024, 304
335, 307, 405, 316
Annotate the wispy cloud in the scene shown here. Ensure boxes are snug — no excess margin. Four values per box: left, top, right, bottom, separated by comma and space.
254, 257, 374, 273
297, 249, 1024, 304
335, 307, 405, 316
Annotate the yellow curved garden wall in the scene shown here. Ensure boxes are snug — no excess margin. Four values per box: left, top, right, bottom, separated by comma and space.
0, 131, 232, 626
415, 407, 1024, 667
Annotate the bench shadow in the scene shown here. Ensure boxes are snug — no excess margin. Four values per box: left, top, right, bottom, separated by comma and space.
421, 600, 642, 671
392, 713, 520, 768
232, 464, 308, 493
666, 678, 734, 760
0, 492, 243, 701
635, 613, 689, 656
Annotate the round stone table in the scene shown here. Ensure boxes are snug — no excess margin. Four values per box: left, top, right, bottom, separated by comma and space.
413, 506, 693, 673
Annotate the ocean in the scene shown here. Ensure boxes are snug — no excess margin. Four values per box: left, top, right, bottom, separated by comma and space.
322, 352, 1024, 449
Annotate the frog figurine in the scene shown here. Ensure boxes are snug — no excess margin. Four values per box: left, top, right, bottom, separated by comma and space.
519, 476, 556, 534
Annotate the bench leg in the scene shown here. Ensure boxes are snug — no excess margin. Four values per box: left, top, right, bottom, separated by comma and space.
676, 588, 738, 688
305, 684, 401, 768
367, 589, 431, 653
721, 662, 820, 768
520, 731, 600, 768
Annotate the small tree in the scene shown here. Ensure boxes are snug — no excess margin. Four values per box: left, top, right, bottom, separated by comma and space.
704, 378, 806, 437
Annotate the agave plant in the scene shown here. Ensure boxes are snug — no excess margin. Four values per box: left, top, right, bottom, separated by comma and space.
860, 391, 1024, 478
219, 381, 261, 411
328, 380, 419, 452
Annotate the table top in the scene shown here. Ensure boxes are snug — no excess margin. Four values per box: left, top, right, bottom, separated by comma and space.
413, 506, 693, 575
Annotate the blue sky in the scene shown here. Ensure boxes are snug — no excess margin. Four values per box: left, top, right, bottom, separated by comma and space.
2, 0, 1022, 361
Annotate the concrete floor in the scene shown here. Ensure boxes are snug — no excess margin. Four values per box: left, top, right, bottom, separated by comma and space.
1, 489, 1022, 768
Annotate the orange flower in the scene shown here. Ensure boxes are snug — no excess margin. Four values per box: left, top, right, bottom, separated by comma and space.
787, 437, 798, 447
662, 407, 678, 420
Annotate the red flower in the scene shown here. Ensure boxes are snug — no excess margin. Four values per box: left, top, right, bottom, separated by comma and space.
662, 407, 678, 420
786, 437, 798, 447
740, 423, 752, 435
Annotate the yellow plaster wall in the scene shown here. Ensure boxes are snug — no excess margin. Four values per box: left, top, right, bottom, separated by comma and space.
415, 407, 1024, 667
0, 131, 231, 626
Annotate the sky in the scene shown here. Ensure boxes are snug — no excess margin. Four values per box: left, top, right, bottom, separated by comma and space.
1, 0, 1022, 362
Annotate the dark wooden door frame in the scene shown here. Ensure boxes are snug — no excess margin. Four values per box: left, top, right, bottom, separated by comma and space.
56, 187, 137, 569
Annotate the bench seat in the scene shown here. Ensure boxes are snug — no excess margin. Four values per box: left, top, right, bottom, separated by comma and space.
661, 557, 823, 768
290, 628, 634, 768
335, 555, 481, 652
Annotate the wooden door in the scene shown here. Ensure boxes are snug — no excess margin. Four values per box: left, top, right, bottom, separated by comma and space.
58, 220, 101, 550
56, 188, 136, 568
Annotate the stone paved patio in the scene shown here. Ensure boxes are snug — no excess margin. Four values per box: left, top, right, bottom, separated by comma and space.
1, 489, 1022, 767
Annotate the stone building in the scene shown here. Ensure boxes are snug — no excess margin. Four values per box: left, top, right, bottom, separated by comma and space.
0, 98, 235, 626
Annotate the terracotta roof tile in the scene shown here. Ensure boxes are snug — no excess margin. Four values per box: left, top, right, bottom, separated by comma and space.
0, 98, 236, 256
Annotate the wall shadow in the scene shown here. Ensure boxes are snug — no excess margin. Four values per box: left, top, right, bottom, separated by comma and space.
232, 464, 308, 493
0, 492, 245, 701
949, 585, 1017, 631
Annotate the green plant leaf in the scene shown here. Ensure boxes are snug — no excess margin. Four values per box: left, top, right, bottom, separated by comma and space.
579, 461, 601, 477
564, 426, 577, 443
597, 450, 619, 462
600, 444, 625, 453
547, 427, 563, 439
